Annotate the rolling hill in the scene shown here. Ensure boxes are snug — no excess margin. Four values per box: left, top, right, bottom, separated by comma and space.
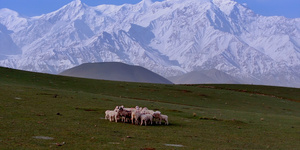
0, 66, 299, 149
59, 62, 173, 84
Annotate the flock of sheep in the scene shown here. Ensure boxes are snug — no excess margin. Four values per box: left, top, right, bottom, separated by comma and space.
105, 105, 169, 126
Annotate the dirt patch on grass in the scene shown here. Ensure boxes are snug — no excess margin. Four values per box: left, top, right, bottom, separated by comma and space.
167, 109, 183, 113
75, 107, 100, 112
199, 117, 222, 121
141, 148, 156, 150
198, 94, 209, 97
199, 117, 246, 124
180, 90, 192, 93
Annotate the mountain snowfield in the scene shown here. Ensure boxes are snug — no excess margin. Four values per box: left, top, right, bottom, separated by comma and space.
0, 0, 299, 87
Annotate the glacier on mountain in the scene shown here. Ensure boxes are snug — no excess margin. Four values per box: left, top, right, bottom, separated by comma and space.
0, 0, 299, 87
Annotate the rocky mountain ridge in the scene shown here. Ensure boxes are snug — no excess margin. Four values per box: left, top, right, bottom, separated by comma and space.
0, 0, 299, 87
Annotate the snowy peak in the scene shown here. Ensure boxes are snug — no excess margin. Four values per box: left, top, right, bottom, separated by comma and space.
52, 0, 85, 13
44, 0, 87, 21
213, 0, 237, 15
63, 0, 85, 8
138, 0, 153, 12
140, 0, 153, 6
71, 0, 83, 6
0, 8, 19, 17
0, 8, 28, 32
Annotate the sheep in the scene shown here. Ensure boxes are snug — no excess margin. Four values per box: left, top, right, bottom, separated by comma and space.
105, 110, 119, 122
141, 107, 148, 111
140, 114, 153, 126
114, 105, 134, 123
105, 110, 111, 120
161, 114, 169, 125
141, 107, 154, 115
114, 106, 121, 112
152, 111, 162, 125
107, 105, 168, 126
131, 110, 142, 125
118, 107, 132, 123
117, 105, 137, 112
111, 111, 120, 122
124, 107, 136, 112
135, 106, 140, 110
118, 106, 142, 124
105, 110, 118, 120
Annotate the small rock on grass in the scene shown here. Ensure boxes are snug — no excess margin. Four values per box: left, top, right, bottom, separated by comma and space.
56, 142, 66, 146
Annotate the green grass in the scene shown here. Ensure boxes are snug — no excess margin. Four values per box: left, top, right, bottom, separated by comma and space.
0, 67, 299, 149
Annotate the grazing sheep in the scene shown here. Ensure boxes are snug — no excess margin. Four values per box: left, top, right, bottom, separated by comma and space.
118, 105, 137, 112
118, 108, 132, 123
131, 110, 142, 125
140, 114, 153, 126
105, 110, 111, 120
106, 105, 168, 126
152, 111, 162, 124
106, 110, 118, 122
114, 106, 121, 112
111, 111, 119, 122
135, 106, 140, 110
141, 107, 148, 112
125, 107, 136, 112
141, 107, 154, 115
161, 114, 169, 125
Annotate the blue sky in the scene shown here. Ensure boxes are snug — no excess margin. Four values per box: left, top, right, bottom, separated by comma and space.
235, 0, 300, 18
0, 0, 299, 18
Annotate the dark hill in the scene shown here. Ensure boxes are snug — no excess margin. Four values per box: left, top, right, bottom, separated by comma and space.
59, 62, 173, 84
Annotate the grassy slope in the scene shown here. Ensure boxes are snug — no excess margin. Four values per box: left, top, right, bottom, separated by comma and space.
0, 67, 299, 149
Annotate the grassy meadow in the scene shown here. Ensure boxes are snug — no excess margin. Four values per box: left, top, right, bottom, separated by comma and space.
0, 67, 299, 149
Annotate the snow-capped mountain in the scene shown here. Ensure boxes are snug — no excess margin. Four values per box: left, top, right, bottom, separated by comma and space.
0, 0, 299, 87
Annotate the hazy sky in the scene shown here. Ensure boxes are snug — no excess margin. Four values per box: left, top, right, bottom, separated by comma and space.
0, 0, 299, 18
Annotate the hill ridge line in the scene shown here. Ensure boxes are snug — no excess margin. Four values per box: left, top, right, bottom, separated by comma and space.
193, 85, 300, 103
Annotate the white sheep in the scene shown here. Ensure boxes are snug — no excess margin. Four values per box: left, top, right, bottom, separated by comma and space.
105, 110, 113, 120
140, 114, 153, 126
105, 110, 111, 120
152, 111, 162, 124
131, 110, 142, 125
118, 105, 137, 112
161, 114, 169, 125
107, 105, 168, 126
105, 110, 119, 122
141, 107, 148, 111
114, 106, 121, 112
141, 107, 154, 115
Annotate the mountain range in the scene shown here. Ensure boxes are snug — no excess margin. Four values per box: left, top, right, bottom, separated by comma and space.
167, 68, 241, 84
0, 0, 299, 87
